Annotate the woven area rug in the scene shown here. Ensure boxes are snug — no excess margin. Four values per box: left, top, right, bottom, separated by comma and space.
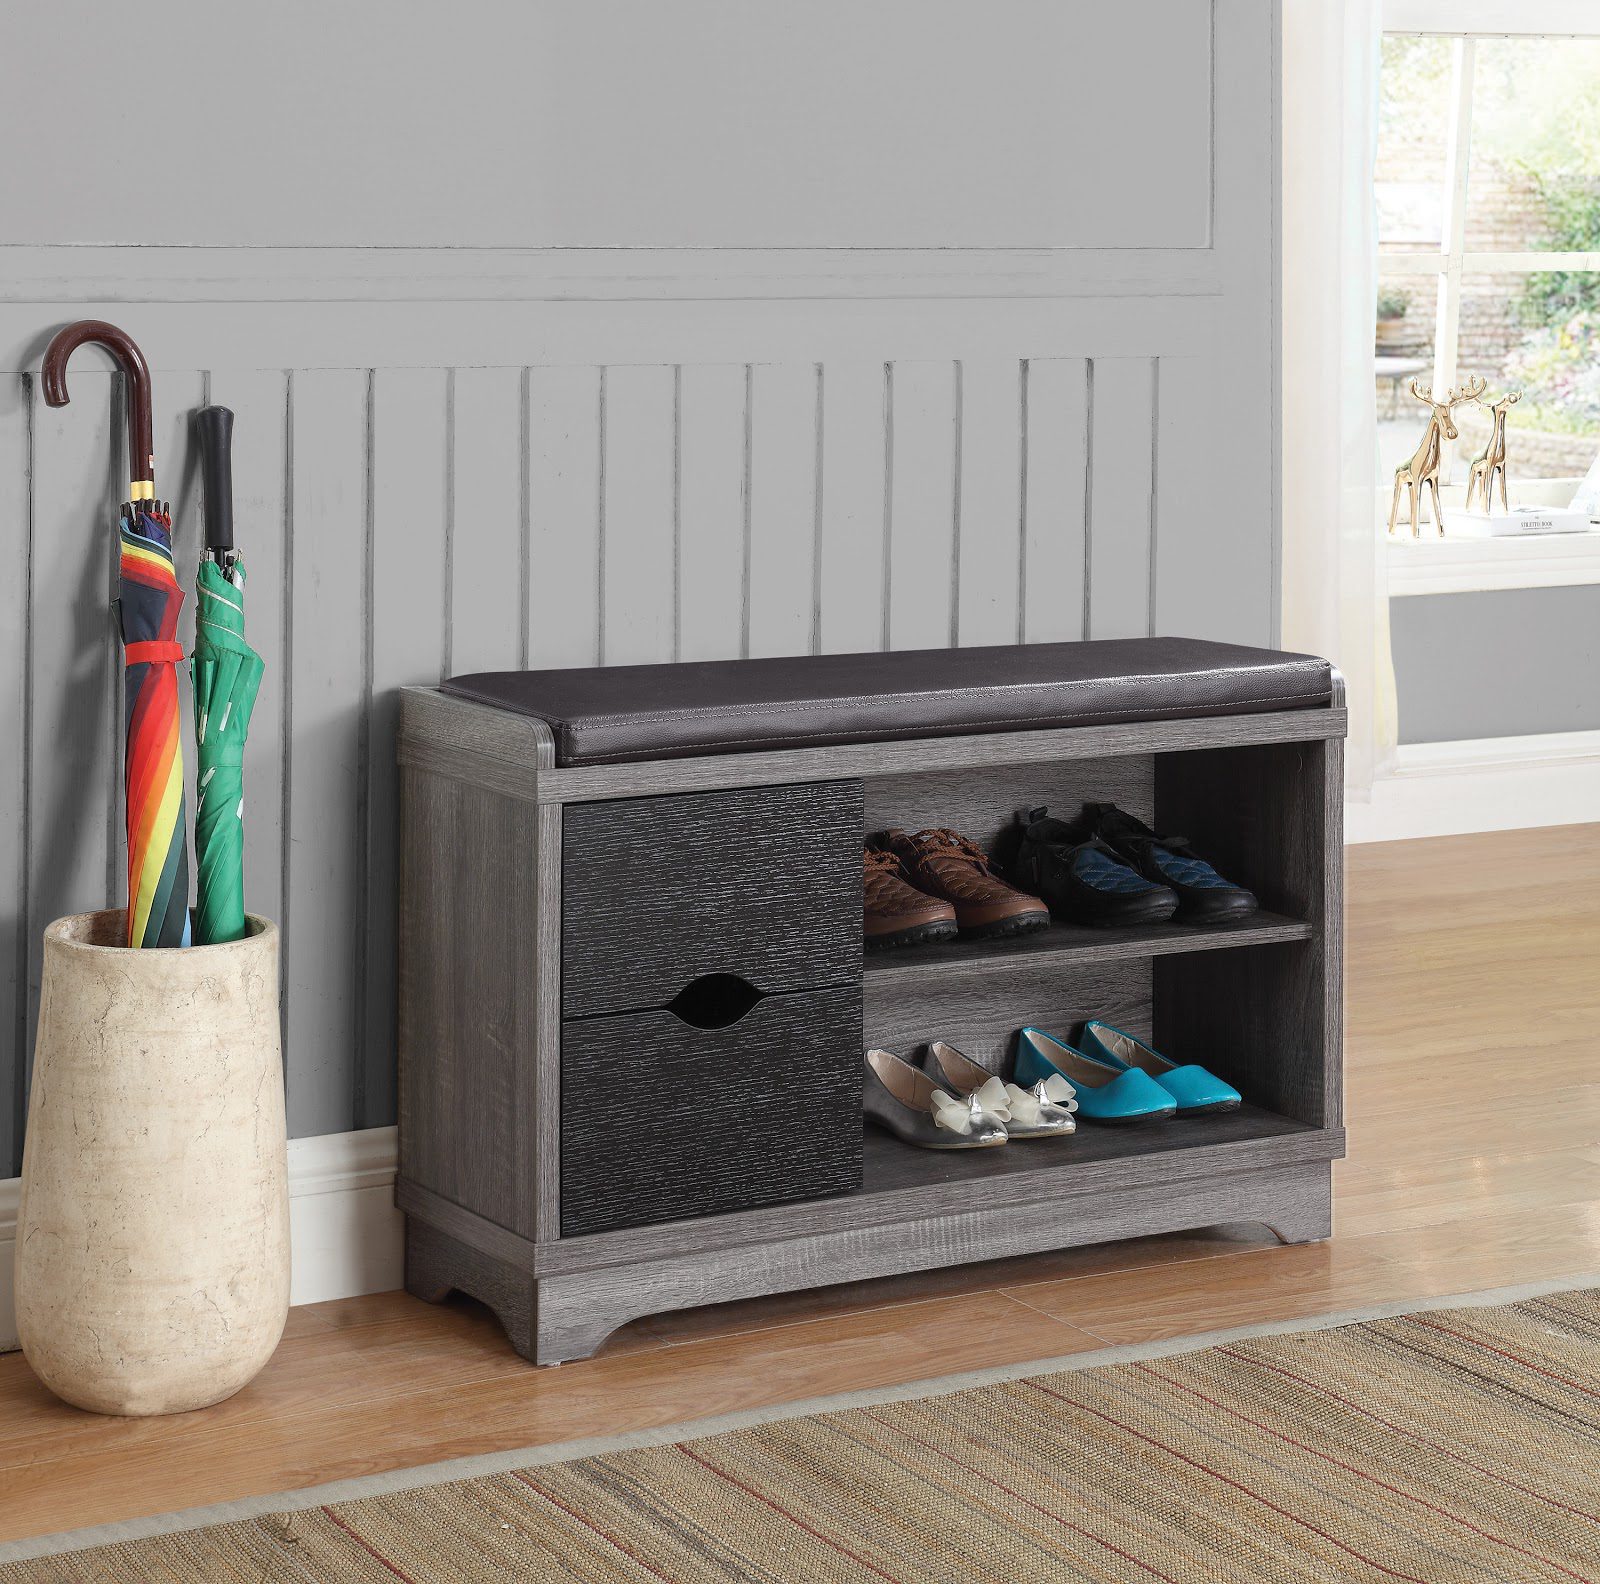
6, 1285, 1600, 1583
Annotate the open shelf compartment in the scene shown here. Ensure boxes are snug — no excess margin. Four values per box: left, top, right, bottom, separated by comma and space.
860, 734, 1340, 1150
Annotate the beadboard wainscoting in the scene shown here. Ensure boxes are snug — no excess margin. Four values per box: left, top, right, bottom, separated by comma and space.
0, 336, 1271, 1166
0, 0, 1280, 1181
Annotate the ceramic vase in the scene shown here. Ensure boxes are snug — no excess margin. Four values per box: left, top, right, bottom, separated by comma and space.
15, 910, 289, 1416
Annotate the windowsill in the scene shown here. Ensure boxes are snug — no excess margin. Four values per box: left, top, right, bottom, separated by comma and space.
1387, 529, 1600, 597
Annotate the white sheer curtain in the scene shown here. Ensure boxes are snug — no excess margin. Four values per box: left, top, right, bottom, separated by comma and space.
1281, 0, 1398, 797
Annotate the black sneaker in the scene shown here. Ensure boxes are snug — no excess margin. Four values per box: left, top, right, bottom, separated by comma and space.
1087, 802, 1258, 923
1007, 807, 1179, 928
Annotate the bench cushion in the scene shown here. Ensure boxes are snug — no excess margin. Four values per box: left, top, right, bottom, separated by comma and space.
443, 637, 1334, 768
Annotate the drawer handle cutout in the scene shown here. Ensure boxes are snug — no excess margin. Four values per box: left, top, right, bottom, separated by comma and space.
667, 974, 765, 1030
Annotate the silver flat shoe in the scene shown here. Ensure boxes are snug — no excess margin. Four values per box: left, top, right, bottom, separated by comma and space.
863, 1048, 1008, 1150
917, 1041, 1076, 1141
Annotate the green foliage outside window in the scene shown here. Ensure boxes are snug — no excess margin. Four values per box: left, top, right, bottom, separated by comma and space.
1520, 187, 1600, 324
1478, 42, 1600, 430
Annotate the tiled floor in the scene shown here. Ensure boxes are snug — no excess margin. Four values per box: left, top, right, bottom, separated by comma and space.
3, 824, 1598, 1543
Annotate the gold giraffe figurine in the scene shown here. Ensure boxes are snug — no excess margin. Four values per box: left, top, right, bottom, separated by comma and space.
1465, 389, 1522, 514
1388, 375, 1488, 537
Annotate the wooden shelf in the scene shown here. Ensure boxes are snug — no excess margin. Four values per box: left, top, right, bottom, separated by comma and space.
861, 1103, 1333, 1200
863, 910, 1314, 985
539, 1107, 1343, 1275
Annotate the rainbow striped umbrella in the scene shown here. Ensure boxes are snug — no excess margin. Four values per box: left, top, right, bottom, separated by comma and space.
118, 504, 191, 947
43, 321, 190, 948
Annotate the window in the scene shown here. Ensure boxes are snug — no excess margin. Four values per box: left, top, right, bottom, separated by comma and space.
1376, 23, 1600, 500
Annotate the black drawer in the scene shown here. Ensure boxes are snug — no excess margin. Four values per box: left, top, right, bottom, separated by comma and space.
561, 780, 863, 1018
560, 984, 864, 1237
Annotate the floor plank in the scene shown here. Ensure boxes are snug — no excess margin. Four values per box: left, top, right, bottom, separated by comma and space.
1005, 1234, 1405, 1344
0, 1293, 1096, 1540
2, 823, 1597, 1544
1332, 1146, 1600, 1237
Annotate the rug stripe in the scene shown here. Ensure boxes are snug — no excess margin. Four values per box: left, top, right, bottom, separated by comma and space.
319, 1507, 418, 1584
1136, 1361, 1594, 1583
677, 1442, 905, 1584
1216, 1344, 1600, 1529
1027, 1380, 1435, 1583
512, 1472, 675, 1583
860, 1404, 1183, 1584
1407, 1316, 1600, 1399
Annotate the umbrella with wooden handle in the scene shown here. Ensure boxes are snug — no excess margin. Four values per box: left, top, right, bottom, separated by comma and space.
42, 320, 190, 948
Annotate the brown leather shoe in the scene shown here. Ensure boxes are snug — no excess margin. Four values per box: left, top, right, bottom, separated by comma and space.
883, 828, 1050, 939
864, 845, 958, 950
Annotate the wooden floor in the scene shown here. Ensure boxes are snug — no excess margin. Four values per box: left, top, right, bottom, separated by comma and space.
4, 824, 1599, 1545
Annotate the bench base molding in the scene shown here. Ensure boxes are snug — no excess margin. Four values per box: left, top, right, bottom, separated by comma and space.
403, 1161, 1334, 1365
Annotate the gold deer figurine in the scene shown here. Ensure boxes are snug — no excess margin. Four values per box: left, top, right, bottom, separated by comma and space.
1465, 389, 1521, 514
1388, 375, 1488, 537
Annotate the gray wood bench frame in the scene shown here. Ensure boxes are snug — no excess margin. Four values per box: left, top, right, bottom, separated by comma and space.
396, 677, 1346, 1364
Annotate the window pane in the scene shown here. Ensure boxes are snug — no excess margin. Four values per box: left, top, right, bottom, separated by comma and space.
1376, 270, 1438, 359
1465, 37, 1600, 253
1377, 35, 1454, 248
1376, 272, 1441, 479
1459, 271, 1600, 481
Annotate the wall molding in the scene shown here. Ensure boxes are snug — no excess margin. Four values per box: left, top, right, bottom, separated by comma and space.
0, 246, 1226, 307
0, 296, 1222, 376
0, 1127, 402, 1355
1346, 730, 1600, 844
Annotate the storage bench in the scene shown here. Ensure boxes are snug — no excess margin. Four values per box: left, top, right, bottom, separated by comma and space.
397, 637, 1345, 1364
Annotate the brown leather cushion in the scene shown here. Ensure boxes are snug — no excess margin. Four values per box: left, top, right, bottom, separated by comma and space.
443, 637, 1334, 767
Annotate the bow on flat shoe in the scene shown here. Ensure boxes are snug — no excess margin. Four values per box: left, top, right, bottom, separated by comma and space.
918, 1041, 1076, 1142
863, 1048, 1008, 1151
930, 1088, 995, 1136
1004, 1074, 1079, 1129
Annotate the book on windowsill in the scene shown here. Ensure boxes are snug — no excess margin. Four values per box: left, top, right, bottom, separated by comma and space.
1444, 505, 1595, 538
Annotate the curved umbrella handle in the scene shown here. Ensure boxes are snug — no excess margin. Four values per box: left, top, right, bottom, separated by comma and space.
41, 320, 156, 502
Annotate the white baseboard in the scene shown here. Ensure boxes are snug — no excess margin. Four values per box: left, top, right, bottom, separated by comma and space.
0, 1126, 402, 1355
283, 1127, 403, 1307
1346, 730, 1600, 844
0, 1176, 17, 1355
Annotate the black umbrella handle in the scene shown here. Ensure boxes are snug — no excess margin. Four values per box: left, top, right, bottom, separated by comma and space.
195, 405, 235, 554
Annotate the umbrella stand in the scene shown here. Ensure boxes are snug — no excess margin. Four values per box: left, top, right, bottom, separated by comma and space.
41, 319, 190, 948
20, 339, 289, 1418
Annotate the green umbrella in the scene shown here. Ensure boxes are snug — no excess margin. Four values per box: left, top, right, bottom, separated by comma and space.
192, 408, 264, 945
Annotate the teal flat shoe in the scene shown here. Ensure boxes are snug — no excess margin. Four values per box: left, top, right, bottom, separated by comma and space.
1012, 1027, 1176, 1124
1077, 1019, 1241, 1116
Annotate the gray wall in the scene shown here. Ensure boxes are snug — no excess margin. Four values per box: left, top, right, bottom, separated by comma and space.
1392, 587, 1600, 744
0, 0, 1281, 1174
